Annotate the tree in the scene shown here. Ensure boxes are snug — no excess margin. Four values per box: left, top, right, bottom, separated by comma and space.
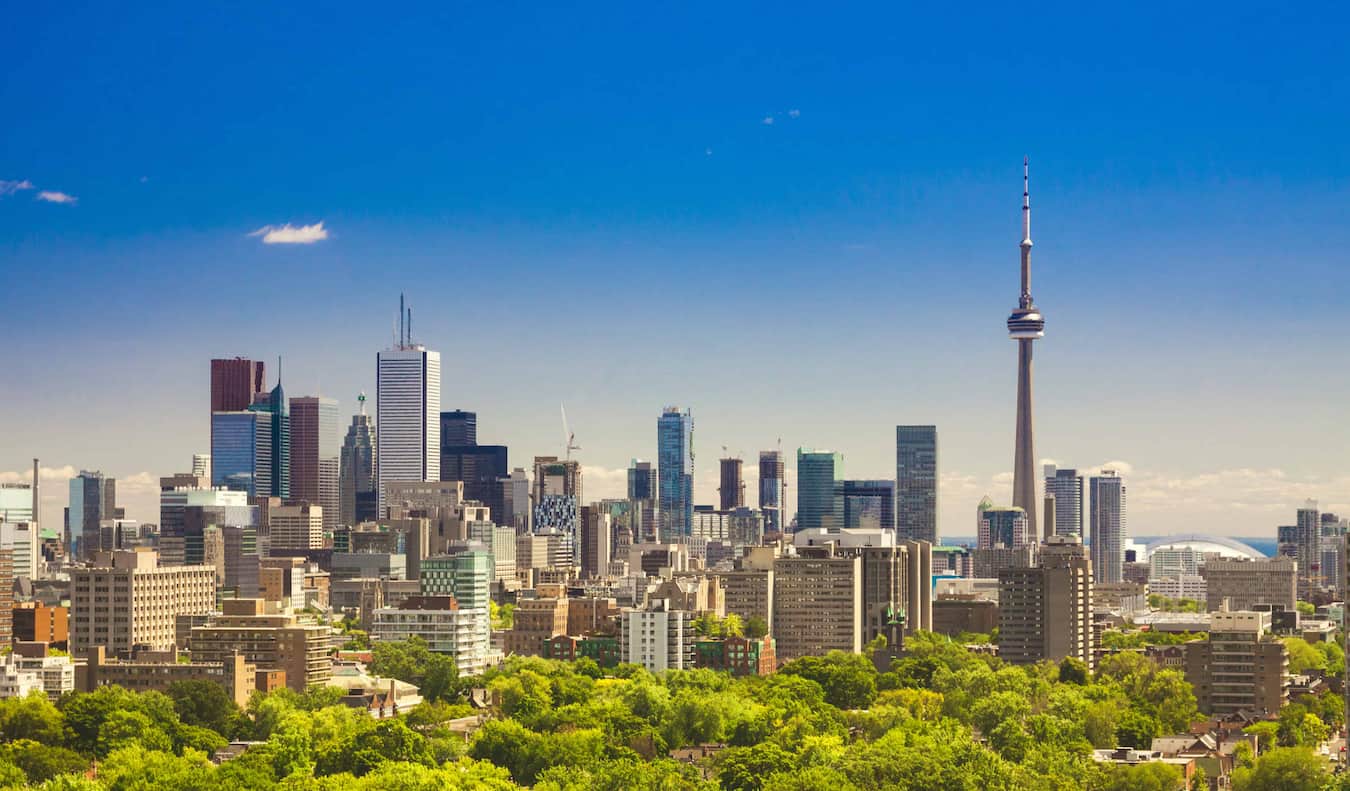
1283, 638, 1326, 674
166, 679, 242, 737
1093, 762, 1181, 791
1114, 709, 1160, 749
0, 740, 88, 784
1058, 657, 1089, 686
316, 718, 435, 777
722, 613, 745, 638
1276, 705, 1329, 748
744, 616, 769, 640
717, 742, 797, 791
1295, 601, 1316, 617
1232, 746, 1329, 791
0, 692, 64, 744
779, 652, 877, 710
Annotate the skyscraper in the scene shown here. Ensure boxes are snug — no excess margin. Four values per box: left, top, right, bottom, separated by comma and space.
998, 535, 1094, 668
211, 411, 273, 497
1043, 464, 1084, 539
440, 410, 477, 446
1089, 470, 1127, 584
657, 407, 694, 542
210, 358, 265, 465
340, 394, 377, 526
248, 380, 290, 499
210, 358, 265, 413
627, 459, 657, 542
1294, 500, 1321, 594
757, 450, 786, 535
719, 457, 745, 511
290, 395, 340, 532
376, 296, 441, 516
895, 426, 938, 543
68, 471, 115, 559
1007, 159, 1045, 538
796, 449, 843, 531
439, 410, 508, 522
841, 479, 896, 531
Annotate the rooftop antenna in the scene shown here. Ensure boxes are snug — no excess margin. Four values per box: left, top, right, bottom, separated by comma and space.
407, 305, 413, 345
399, 293, 405, 347
358, 391, 367, 416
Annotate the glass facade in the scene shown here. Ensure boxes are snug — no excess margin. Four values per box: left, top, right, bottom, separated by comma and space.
211, 411, 272, 498
796, 450, 843, 531
841, 479, 895, 530
248, 382, 290, 499
896, 425, 938, 543
657, 408, 693, 542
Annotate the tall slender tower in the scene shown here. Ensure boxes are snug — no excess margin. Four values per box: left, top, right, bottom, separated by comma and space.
1007, 158, 1045, 537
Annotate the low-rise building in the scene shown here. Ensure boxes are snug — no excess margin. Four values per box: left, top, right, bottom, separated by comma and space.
12, 602, 68, 647
9, 642, 75, 699
932, 596, 999, 636
1148, 575, 1206, 602
78, 646, 255, 707
1200, 557, 1296, 613
504, 597, 568, 656
542, 634, 621, 667
371, 595, 491, 676
693, 635, 776, 676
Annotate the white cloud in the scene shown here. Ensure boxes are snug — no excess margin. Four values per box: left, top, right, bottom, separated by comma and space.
249, 221, 329, 245
0, 180, 34, 196
787, 109, 801, 118
761, 116, 775, 125
36, 190, 77, 204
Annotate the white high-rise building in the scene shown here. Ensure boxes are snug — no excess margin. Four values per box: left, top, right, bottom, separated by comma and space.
0, 523, 40, 579
1043, 464, 1084, 538
376, 297, 441, 516
1090, 470, 1127, 584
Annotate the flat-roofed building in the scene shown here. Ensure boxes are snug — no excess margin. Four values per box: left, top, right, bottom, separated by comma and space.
372, 595, 492, 676
1184, 609, 1288, 717
772, 550, 862, 662
1200, 557, 1297, 613
190, 598, 331, 692
504, 597, 567, 656
998, 535, 1095, 668
70, 550, 216, 657
78, 645, 255, 707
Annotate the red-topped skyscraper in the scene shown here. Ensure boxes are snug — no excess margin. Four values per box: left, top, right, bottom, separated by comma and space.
211, 358, 265, 413
1007, 158, 1046, 538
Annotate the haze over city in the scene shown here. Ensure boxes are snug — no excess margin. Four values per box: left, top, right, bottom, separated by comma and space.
5, 4, 1350, 539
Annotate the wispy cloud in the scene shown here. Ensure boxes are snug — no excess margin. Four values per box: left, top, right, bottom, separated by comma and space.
0, 180, 34, 196
249, 221, 329, 245
761, 116, 775, 126
787, 109, 801, 118
36, 190, 77, 204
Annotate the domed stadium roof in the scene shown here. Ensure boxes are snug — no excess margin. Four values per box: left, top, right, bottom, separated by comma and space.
1143, 533, 1265, 560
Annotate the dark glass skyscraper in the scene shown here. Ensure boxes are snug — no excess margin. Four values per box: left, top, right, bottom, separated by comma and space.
842, 479, 896, 531
758, 450, 785, 534
719, 457, 744, 511
895, 425, 938, 543
68, 470, 115, 559
796, 449, 843, 531
1043, 464, 1084, 539
657, 407, 693, 542
440, 410, 508, 523
627, 459, 657, 543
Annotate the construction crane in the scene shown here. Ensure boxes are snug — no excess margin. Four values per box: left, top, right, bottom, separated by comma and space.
561, 404, 581, 463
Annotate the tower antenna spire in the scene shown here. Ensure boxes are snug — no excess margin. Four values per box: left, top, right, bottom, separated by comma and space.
1020, 156, 1032, 306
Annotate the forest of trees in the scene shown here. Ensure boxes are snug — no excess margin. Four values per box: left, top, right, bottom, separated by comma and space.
0, 632, 1343, 790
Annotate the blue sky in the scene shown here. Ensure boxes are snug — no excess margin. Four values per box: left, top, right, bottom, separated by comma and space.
4, 3, 1350, 537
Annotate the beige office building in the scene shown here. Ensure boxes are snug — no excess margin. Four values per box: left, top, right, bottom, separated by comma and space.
270, 504, 324, 551
1200, 557, 1297, 613
772, 550, 862, 662
720, 569, 774, 633
70, 549, 216, 657
190, 598, 332, 691
998, 535, 1094, 668
504, 597, 568, 656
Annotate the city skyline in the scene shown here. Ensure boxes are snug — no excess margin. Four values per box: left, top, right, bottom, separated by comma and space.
5, 6, 1350, 539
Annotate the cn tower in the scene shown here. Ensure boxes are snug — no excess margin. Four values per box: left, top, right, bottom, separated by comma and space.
1007, 157, 1045, 537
